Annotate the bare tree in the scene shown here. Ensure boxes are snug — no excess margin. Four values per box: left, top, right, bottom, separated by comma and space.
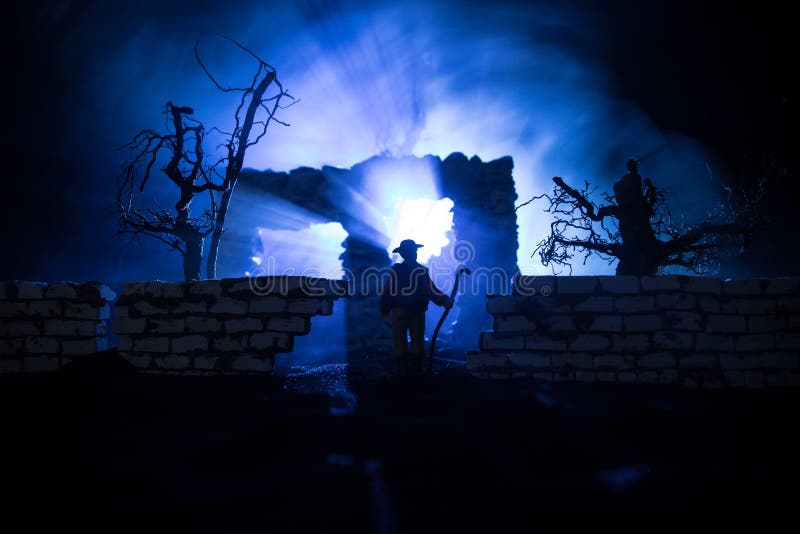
116, 35, 296, 281
517, 159, 767, 276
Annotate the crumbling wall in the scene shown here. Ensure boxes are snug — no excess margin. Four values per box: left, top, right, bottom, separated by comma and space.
467, 275, 800, 387
0, 281, 115, 373
113, 276, 346, 374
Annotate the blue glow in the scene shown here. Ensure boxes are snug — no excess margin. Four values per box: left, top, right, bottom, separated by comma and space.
386, 197, 453, 264
253, 222, 348, 278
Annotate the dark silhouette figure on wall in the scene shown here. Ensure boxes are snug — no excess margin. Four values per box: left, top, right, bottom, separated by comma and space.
380, 239, 453, 374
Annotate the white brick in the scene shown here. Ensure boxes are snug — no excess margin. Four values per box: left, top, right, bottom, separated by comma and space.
267, 316, 308, 334
705, 315, 746, 333
598, 276, 639, 294
612, 334, 650, 352
719, 354, 758, 369
735, 334, 775, 352
209, 298, 248, 315
250, 332, 291, 351
225, 318, 263, 333
16, 282, 47, 299
574, 296, 614, 313
641, 276, 681, 292
684, 277, 721, 294
616, 296, 655, 313
723, 279, 764, 296
134, 337, 170, 353
27, 300, 62, 317
496, 315, 536, 332
556, 276, 597, 294
187, 280, 223, 297
695, 333, 733, 352
480, 333, 525, 351
0, 338, 24, 355
594, 354, 634, 370
758, 352, 799, 369
23, 356, 59, 372
507, 353, 551, 368
736, 299, 776, 315
678, 354, 716, 368
624, 315, 662, 332
525, 334, 567, 351
552, 352, 594, 369
154, 355, 191, 370
665, 311, 703, 331
589, 315, 623, 332
185, 317, 222, 333
639, 352, 676, 368
232, 356, 273, 373
171, 335, 208, 353
112, 318, 146, 334
24, 336, 59, 354
652, 331, 693, 351
173, 301, 208, 314
569, 334, 610, 351
147, 318, 185, 334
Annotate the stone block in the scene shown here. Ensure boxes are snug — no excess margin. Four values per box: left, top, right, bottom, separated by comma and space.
705, 315, 746, 333
638, 352, 676, 368
678, 354, 717, 369
569, 334, 610, 351
117, 335, 133, 351
232, 355, 273, 373
697, 296, 720, 313
173, 301, 208, 314
44, 283, 77, 299
249, 297, 290, 315
486, 295, 519, 315
574, 296, 614, 313
213, 335, 248, 352
723, 279, 764, 296
120, 352, 152, 369
27, 300, 63, 317
209, 298, 248, 315
641, 276, 681, 292
512, 275, 555, 297
539, 316, 574, 331
736, 299, 776, 315
62, 338, 105, 355
576, 370, 597, 382
78, 282, 116, 302
154, 354, 191, 370
531, 372, 554, 382
24, 336, 59, 354
616, 296, 655, 313
0, 301, 28, 317
496, 315, 537, 333
735, 334, 775, 352
719, 353, 758, 369
518, 296, 572, 314
267, 316, 309, 334
597, 372, 617, 382
133, 301, 169, 316
185, 317, 222, 333
556, 276, 597, 294
466, 352, 507, 371
724, 371, 745, 387
618, 372, 638, 384
250, 332, 292, 351
171, 335, 208, 353
63, 302, 109, 320
611, 334, 650, 352
288, 298, 324, 315
652, 331, 693, 351
597, 275, 640, 294
16, 282, 47, 299
684, 277, 721, 294
694, 333, 733, 352
665, 311, 703, 331
480, 333, 525, 351
0, 338, 24, 355
624, 314, 662, 332
758, 352, 799, 369
553, 370, 576, 382
777, 296, 800, 311
0, 358, 22, 373
133, 337, 170, 353
776, 333, 800, 351
525, 334, 567, 351
656, 293, 697, 310
193, 356, 218, 370
589, 315, 623, 332
225, 318, 264, 333
637, 371, 659, 384
765, 278, 800, 295
187, 280, 223, 297
23, 356, 60, 372
45, 320, 100, 337
748, 316, 785, 333
594, 354, 634, 370
552, 352, 594, 369
507, 353, 551, 368
147, 318, 185, 335
112, 318, 147, 334
4, 322, 41, 336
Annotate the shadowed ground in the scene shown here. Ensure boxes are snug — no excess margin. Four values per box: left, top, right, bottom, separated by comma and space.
2, 350, 798, 532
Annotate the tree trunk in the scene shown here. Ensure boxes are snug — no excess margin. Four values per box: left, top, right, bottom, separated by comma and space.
184, 234, 204, 282
205, 183, 235, 279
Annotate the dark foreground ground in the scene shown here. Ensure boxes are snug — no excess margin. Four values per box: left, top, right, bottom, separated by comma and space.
3, 352, 799, 532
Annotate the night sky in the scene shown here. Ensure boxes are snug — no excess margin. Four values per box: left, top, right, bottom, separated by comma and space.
4, 0, 796, 284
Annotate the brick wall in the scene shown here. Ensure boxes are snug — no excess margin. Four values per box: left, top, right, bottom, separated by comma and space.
113, 276, 347, 374
466, 276, 800, 387
0, 281, 115, 373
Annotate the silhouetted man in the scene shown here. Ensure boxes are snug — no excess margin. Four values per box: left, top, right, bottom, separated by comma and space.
380, 239, 452, 373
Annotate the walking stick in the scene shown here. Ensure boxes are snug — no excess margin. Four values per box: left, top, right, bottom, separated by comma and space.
429, 267, 471, 362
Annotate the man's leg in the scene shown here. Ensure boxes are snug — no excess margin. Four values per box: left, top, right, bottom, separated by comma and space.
391, 309, 410, 373
408, 311, 426, 373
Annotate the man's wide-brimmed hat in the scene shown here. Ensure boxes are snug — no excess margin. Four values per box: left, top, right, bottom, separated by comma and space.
392, 239, 424, 254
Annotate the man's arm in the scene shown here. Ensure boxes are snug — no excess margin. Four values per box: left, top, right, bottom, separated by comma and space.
427, 275, 453, 308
